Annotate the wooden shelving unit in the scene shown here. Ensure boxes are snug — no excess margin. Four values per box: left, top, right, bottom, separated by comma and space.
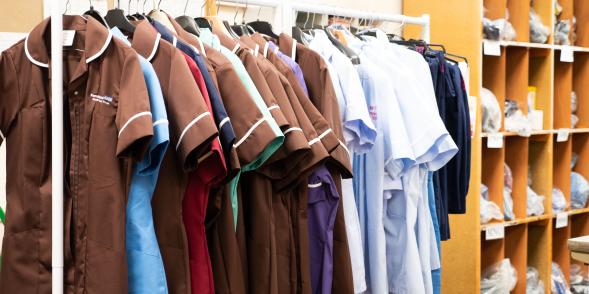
404, 0, 589, 292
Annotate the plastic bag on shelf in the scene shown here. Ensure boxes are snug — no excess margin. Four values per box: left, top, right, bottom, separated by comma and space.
572, 114, 579, 128
482, 88, 502, 133
572, 91, 578, 113
482, 17, 517, 41
571, 172, 589, 209
530, 8, 551, 43
481, 184, 504, 224
555, 19, 572, 45
572, 152, 579, 169
553, 187, 568, 213
527, 266, 546, 294
505, 163, 514, 191
527, 186, 545, 216
552, 262, 572, 294
570, 264, 589, 294
504, 187, 515, 221
570, 264, 584, 285
481, 259, 518, 294
505, 104, 533, 137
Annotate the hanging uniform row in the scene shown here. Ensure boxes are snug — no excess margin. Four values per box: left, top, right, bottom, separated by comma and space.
0, 10, 471, 294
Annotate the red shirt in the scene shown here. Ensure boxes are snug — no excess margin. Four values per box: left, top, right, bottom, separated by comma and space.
181, 51, 226, 294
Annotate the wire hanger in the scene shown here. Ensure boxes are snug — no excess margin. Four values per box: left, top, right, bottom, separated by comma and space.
84, 0, 110, 27
63, 0, 71, 14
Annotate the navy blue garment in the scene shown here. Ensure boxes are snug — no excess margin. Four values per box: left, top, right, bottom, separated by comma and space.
446, 63, 471, 213
426, 52, 451, 241
152, 21, 237, 174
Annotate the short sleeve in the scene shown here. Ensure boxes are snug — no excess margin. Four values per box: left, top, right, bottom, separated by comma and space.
0, 51, 21, 146
116, 53, 153, 160
215, 64, 276, 165
167, 48, 218, 171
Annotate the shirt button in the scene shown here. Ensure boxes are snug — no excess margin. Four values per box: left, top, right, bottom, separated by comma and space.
74, 91, 79, 95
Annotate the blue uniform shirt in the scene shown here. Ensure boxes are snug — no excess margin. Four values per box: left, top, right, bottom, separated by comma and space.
112, 27, 170, 294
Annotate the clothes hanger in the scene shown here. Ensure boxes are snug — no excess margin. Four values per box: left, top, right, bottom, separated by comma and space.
176, 0, 201, 36
230, 2, 247, 37
63, 0, 71, 14
84, 0, 110, 27
105, 0, 136, 33
247, 5, 278, 39
131, 0, 145, 20
324, 17, 361, 64
231, 0, 251, 37
201, 0, 235, 38
292, 11, 309, 46
148, 0, 177, 34
195, 0, 213, 30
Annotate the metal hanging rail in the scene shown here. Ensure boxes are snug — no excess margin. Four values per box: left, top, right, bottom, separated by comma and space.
289, 2, 430, 42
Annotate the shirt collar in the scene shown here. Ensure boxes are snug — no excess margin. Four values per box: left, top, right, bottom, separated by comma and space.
199, 28, 222, 50
110, 26, 131, 46
25, 15, 113, 68
131, 20, 162, 62
308, 30, 339, 61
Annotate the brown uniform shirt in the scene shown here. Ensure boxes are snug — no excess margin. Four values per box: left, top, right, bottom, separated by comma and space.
0, 16, 154, 293
130, 20, 219, 294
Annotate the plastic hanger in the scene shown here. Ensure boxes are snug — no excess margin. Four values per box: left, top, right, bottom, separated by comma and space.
195, 1, 213, 30
248, 6, 278, 39
131, 0, 145, 20
148, 0, 177, 34
84, 0, 110, 27
176, 0, 200, 36
231, 0, 251, 37
292, 11, 310, 46
105, 0, 136, 33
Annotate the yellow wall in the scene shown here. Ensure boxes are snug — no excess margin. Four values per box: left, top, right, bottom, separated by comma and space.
0, 0, 45, 32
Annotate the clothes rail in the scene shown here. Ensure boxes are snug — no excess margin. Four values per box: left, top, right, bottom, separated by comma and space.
290, 2, 430, 42
50, 0, 65, 293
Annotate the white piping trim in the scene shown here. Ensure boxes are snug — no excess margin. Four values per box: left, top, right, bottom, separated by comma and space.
309, 128, 332, 145
175, 112, 211, 151
197, 150, 214, 164
118, 112, 152, 137
267, 105, 280, 111
291, 39, 297, 60
250, 49, 255, 55
233, 117, 267, 148
24, 35, 49, 68
86, 30, 113, 63
308, 182, 322, 188
172, 36, 178, 47
232, 43, 240, 54
146, 33, 162, 62
152, 119, 169, 127
218, 117, 231, 130
190, 44, 200, 55
283, 127, 303, 135
338, 139, 351, 155
274, 46, 279, 54
0, 129, 5, 141
263, 42, 269, 58
254, 44, 259, 57
197, 36, 207, 57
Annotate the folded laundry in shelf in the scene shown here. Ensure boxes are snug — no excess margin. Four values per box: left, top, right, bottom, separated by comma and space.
481, 259, 518, 294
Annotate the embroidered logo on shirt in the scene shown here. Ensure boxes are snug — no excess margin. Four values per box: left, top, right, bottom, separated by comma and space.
91, 93, 114, 105
369, 105, 378, 121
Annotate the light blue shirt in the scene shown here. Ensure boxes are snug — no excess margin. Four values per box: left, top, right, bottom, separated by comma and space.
349, 31, 457, 294
112, 27, 170, 294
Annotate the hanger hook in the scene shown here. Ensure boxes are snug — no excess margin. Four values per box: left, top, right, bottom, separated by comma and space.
64, 0, 71, 14
233, 3, 239, 24
216, 0, 220, 15
184, 0, 189, 14
201, 0, 206, 16
158, 0, 162, 10
88, 0, 93, 9
128, 0, 132, 14
142, 0, 147, 13
303, 11, 310, 29
311, 12, 316, 28
257, 5, 262, 21
242, 0, 248, 24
